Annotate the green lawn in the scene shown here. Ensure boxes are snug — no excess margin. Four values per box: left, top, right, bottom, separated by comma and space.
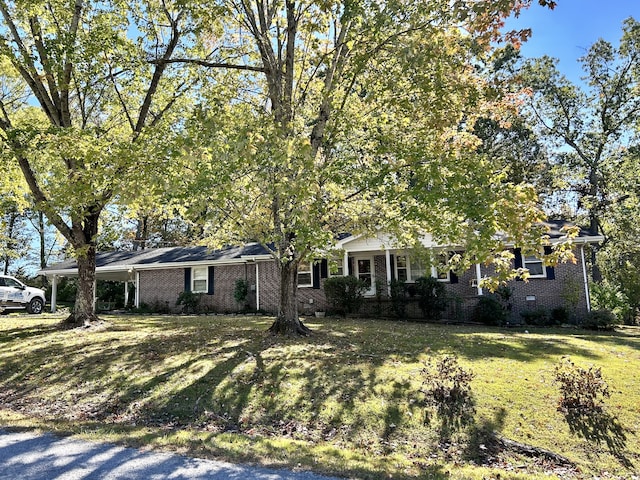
0, 313, 638, 479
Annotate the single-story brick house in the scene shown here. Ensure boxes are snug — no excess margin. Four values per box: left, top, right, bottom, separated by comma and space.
40, 221, 603, 321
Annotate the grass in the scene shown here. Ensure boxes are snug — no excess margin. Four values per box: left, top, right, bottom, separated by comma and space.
0, 313, 638, 479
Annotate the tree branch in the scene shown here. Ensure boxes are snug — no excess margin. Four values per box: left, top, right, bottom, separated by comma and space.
150, 57, 265, 72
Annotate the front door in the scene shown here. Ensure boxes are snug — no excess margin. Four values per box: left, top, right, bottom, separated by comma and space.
355, 257, 375, 296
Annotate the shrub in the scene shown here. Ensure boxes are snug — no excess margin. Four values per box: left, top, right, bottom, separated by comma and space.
389, 279, 408, 318
520, 307, 553, 326
554, 357, 610, 415
590, 281, 632, 324
176, 290, 202, 314
323, 275, 368, 316
418, 355, 475, 435
472, 295, 506, 326
582, 309, 618, 330
551, 306, 570, 324
414, 276, 447, 320
234, 279, 249, 307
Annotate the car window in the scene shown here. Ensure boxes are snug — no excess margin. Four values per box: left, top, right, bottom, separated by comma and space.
4, 278, 22, 288
0, 278, 5, 287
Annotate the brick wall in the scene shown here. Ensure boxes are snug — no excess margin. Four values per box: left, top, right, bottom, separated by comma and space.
139, 263, 258, 313
137, 248, 589, 321
257, 259, 330, 315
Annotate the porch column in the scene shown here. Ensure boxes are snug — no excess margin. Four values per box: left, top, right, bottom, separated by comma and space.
93, 279, 97, 307
343, 251, 349, 276
124, 281, 129, 308
50, 275, 58, 313
385, 249, 392, 295
475, 264, 483, 296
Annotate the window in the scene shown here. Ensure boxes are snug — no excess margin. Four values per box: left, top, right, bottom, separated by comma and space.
4, 277, 22, 288
395, 255, 428, 282
329, 257, 344, 277
432, 252, 451, 282
396, 254, 451, 282
298, 261, 313, 287
433, 267, 450, 282
523, 255, 546, 278
192, 267, 208, 293
396, 255, 408, 282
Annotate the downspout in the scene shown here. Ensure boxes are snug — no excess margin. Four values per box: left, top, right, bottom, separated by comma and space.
475, 264, 483, 296
255, 261, 260, 311
135, 270, 140, 308
581, 244, 591, 312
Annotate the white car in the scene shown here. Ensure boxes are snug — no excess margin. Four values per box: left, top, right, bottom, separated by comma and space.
0, 275, 46, 314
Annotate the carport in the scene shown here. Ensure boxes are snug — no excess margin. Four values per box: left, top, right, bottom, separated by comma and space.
38, 251, 145, 313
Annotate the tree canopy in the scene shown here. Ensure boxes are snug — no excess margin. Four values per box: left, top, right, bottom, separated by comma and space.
0, 0, 202, 325
0, 0, 559, 332
171, 0, 558, 334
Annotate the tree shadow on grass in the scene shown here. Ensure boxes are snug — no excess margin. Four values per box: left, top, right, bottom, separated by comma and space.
0, 323, 59, 343
563, 408, 632, 467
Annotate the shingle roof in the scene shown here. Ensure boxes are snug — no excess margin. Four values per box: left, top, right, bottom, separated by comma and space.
42, 243, 271, 272
543, 220, 597, 239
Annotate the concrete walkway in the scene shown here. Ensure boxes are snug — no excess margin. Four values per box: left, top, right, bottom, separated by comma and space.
0, 429, 341, 480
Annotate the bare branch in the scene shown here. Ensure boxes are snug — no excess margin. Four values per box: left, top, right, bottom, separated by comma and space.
150, 57, 265, 72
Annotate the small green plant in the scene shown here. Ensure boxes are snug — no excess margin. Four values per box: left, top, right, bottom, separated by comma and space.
418, 355, 475, 435
472, 295, 506, 326
234, 279, 249, 308
323, 275, 368, 316
414, 276, 447, 320
554, 357, 610, 415
582, 308, 618, 330
176, 290, 202, 314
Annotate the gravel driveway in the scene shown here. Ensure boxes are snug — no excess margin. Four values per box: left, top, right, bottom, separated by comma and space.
0, 429, 342, 480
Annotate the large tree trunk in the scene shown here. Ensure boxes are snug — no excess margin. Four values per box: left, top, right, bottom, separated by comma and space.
61, 213, 101, 328
3, 213, 17, 275
268, 260, 312, 336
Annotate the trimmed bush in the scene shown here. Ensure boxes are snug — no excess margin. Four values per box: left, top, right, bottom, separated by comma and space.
176, 290, 202, 314
473, 295, 506, 326
389, 279, 408, 318
520, 307, 553, 326
234, 279, 249, 307
415, 276, 448, 320
551, 306, 571, 324
583, 309, 618, 330
323, 275, 368, 316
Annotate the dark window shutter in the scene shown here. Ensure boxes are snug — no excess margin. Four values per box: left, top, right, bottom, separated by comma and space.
184, 268, 191, 292
312, 261, 321, 289
390, 255, 396, 281
543, 246, 555, 280
208, 266, 215, 294
320, 259, 328, 279
348, 257, 354, 276
450, 251, 460, 283
514, 248, 523, 281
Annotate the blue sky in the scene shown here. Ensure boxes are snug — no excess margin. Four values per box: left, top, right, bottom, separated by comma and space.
505, 0, 640, 82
